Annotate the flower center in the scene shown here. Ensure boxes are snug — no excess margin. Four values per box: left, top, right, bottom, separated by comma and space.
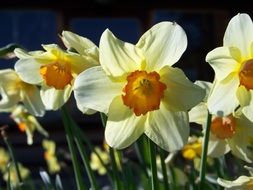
239, 59, 253, 90
40, 62, 73, 90
122, 70, 167, 116
210, 115, 236, 139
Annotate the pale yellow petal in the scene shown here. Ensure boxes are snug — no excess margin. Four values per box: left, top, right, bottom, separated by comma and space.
136, 22, 187, 71
224, 13, 253, 58
206, 46, 240, 81
145, 103, 189, 151
160, 66, 205, 111
105, 96, 146, 149
99, 29, 142, 77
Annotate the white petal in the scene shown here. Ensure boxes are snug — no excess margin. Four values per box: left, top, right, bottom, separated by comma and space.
160, 66, 205, 111
105, 96, 146, 149
14, 59, 43, 84
145, 103, 189, 151
194, 80, 213, 102
61, 31, 99, 58
229, 114, 253, 162
224, 13, 253, 58
236, 86, 251, 107
208, 134, 230, 157
206, 47, 240, 81
136, 22, 187, 71
207, 77, 239, 116
0, 87, 20, 112
40, 85, 72, 110
189, 103, 208, 125
99, 29, 142, 77
20, 85, 45, 117
218, 176, 253, 188
74, 66, 124, 114
0, 69, 21, 111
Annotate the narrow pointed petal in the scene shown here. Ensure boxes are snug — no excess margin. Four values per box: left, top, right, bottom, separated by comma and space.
40, 85, 72, 110
207, 77, 239, 116
21, 85, 45, 117
136, 22, 187, 71
218, 176, 253, 188
62, 31, 99, 59
224, 13, 253, 58
74, 66, 124, 114
145, 103, 189, 151
206, 47, 240, 81
105, 96, 146, 149
160, 66, 205, 111
99, 29, 142, 77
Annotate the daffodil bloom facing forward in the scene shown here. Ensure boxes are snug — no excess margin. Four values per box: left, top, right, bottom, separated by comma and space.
74, 22, 205, 151
0, 69, 44, 116
14, 31, 99, 110
189, 81, 253, 162
206, 13, 253, 121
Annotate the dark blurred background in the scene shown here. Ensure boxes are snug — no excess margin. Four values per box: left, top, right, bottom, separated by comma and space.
0, 0, 252, 188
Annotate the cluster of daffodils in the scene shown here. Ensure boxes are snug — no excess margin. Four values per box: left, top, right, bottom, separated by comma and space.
0, 147, 30, 186
0, 11, 253, 189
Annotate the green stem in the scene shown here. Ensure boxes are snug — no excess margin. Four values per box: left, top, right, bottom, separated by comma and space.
67, 112, 112, 179
109, 148, 121, 190
148, 137, 158, 190
61, 107, 87, 190
75, 137, 99, 190
2, 133, 22, 185
199, 112, 212, 189
100, 113, 121, 190
159, 149, 169, 190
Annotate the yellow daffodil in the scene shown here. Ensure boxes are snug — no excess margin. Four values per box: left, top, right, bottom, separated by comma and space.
3, 163, 30, 186
42, 139, 61, 174
90, 147, 110, 175
206, 13, 253, 121
11, 105, 48, 145
218, 176, 253, 190
189, 81, 253, 162
14, 31, 99, 110
182, 136, 202, 160
0, 147, 10, 172
74, 22, 205, 151
0, 69, 45, 116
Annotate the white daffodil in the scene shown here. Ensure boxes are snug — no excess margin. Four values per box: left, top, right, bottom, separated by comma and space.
206, 13, 253, 121
218, 176, 253, 190
14, 31, 99, 110
74, 22, 205, 151
11, 105, 48, 145
0, 69, 45, 116
189, 81, 253, 162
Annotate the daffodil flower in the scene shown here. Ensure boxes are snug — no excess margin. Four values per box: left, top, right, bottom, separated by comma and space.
189, 81, 253, 162
0, 147, 10, 172
14, 31, 99, 110
11, 105, 48, 145
0, 69, 45, 116
42, 139, 61, 173
3, 163, 30, 186
90, 147, 110, 175
206, 13, 253, 121
74, 22, 205, 151
182, 136, 202, 160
